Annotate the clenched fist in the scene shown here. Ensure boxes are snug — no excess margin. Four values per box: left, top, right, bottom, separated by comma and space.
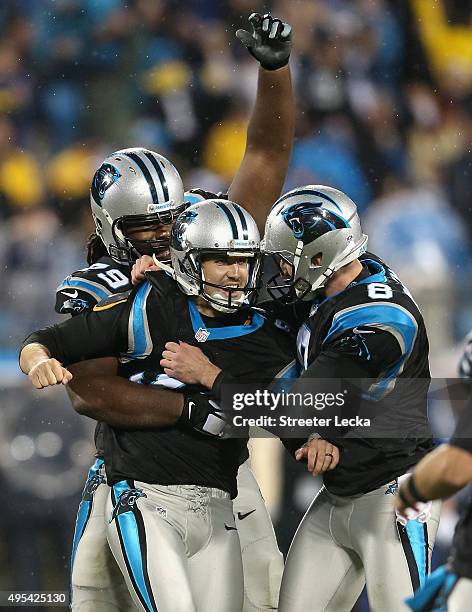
28, 358, 73, 389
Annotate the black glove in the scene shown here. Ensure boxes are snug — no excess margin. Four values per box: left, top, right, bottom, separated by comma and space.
236, 13, 292, 71
179, 393, 228, 438
185, 188, 219, 202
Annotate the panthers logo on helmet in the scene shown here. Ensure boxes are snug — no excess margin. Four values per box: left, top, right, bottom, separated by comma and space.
171, 210, 198, 251
91, 163, 121, 206
110, 488, 147, 523
282, 202, 350, 244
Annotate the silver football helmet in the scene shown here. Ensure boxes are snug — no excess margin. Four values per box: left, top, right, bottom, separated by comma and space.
262, 185, 368, 302
155, 199, 262, 313
90, 147, 185, 264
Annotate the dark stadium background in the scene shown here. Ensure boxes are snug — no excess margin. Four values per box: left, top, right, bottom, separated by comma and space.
0, 1, 471, 610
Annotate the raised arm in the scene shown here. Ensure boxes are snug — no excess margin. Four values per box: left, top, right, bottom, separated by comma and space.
228, 13, 294, 232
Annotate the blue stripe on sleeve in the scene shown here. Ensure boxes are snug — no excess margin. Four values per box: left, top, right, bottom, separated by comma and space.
324, 303, 417, 355
323, 303, 417, 400
60, 278, 110, 300
129, 281, 152, 358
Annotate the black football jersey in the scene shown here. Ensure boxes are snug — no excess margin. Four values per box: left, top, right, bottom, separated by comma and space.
27, 272, 294, 497
294, 253, 433, 495
55, 255, 133, 457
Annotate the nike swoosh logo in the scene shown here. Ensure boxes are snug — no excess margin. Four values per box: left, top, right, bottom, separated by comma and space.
352, 327, 375, 334
237, 509, 256, 521
225, 524, 237, 531
187, 401, 194, 420
62, 289, 79, 298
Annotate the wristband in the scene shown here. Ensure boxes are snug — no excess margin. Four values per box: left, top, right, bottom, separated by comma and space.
407, 474, 428, 504
210, 371, 237, 402
260, 57, 289, 71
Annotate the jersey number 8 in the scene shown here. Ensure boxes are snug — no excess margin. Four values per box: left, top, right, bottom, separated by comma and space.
367, 283, 393, 300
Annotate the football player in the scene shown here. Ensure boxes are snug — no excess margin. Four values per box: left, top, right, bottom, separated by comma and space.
161, 185, 442, 611
20, 200, 299, 612
56, 146, 184, 612
264, 185, 440, 612
52, 12, 294, 612
395, 396, 472, 612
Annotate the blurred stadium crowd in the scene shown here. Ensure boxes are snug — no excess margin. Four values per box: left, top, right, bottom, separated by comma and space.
0, 0, 471, 608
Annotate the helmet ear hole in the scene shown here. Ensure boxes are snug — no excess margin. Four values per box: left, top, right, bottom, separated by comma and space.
310, 252, 323, 267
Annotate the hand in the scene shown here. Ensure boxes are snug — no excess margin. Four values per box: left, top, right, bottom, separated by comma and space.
394, 474, 433, 525
236, 13, 292, 71
295, 437, 340, 476
160, 341, 221, 388
179, 393, 228, 437
28, 358, 73, 389
131, 255, 159, 285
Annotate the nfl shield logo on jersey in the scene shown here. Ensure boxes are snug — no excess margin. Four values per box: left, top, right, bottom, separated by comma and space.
195, 327, 210, 342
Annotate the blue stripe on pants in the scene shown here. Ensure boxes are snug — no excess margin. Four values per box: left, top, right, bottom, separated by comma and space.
405, 519, 428, 588
112, 481, 157, 611
70, 458, 105, 607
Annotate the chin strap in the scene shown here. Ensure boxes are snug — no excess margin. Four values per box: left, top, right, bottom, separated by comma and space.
152, 254, 199, 296
207, 291, 245, 313
152, 254, 174, 276
200, 266, 245, 312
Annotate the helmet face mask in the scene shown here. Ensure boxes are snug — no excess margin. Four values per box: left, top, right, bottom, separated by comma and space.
262, 186, 368, 303
166, 200, 262, 314
90, 148, 185, 265
266, 252, 319, 305
112, 203, 188, 264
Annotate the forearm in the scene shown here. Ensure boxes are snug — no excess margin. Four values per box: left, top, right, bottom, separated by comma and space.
408, 444, 472, 501
247, 66, 293, 154
22, 298, 126, 371
67, 360, 184, 428
228, 65, 294, 230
